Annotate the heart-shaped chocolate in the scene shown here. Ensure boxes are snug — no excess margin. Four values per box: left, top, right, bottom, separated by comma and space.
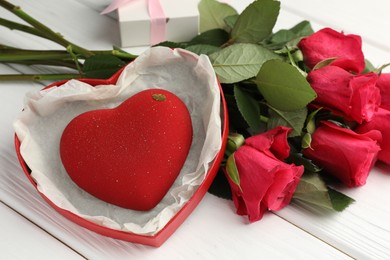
60, 89, 193, 211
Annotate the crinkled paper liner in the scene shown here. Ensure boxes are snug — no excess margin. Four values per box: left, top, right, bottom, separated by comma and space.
13, 47, 222, 236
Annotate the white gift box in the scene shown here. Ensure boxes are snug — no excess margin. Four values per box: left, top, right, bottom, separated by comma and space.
117, 0, 199, 47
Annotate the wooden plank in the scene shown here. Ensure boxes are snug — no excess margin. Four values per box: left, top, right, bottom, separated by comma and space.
276, 167, 390, 259
0, 0, 389, 258
0, 202, 83, 259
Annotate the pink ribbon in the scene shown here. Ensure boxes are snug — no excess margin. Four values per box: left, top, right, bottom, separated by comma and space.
101, 0, 166, 45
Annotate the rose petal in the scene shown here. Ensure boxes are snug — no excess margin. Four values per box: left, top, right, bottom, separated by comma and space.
307, 66, 379, 123
303, 121, 381, 187
298, 28, 365, 73
245, 126, 292, 160
225, 127, 303, 222
264, 164, 304, 211
376, 73, 390, 109
356, 107, 390, 164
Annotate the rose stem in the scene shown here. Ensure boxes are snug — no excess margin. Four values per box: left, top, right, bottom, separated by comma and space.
0, 17, 48, 39
0, 73, 82, 81
0, 0, 94, 58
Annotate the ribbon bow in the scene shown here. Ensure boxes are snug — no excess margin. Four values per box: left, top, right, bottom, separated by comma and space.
101, 0, 166, 45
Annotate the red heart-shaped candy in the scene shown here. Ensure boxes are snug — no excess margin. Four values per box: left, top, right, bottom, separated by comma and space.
60, 89, 193, 211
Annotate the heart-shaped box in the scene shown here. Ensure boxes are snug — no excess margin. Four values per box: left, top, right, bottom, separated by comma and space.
14, 48, 228, 247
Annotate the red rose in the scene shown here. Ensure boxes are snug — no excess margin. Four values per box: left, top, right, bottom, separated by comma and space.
376, 73, 390, 110
298, 28, 365, 73
303, 121, 381, 187
225, 127, 304, 222
355, 107, 390, 164
307, 66, 380, 123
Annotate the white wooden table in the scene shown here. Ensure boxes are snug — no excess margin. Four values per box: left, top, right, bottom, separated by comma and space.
1, 0, 390, 259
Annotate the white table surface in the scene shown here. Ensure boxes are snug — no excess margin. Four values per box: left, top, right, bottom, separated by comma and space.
1, 0, 390, 259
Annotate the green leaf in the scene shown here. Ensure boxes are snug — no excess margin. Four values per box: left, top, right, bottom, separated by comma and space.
286, 152, 321, 173
231, 0, 280, 43
306, 108, 322, 134
363, 59, 375, 73
274, 20, 314, 43
301, 132, 312, 149
293, 171, 354, 212
273, 19, 313, 41
188, 28, 230, 47
268, 21, 313, 50
270, 30, 296, 46
256, 59, 317, 111
210, 43, 281, 84
224, 15, 239, 31
328, 188, 355, 212
285, 48, 307, 77
153, 41, 187, 49
234, 85, 263, 133
225, 94, 251, 132
293, 171, 334, 210
312, 57, 338, 70
226, 153, 242, 191
83, 54, 126, 79
290, 20, 314, 36
198, 0, 238, 33
185, 44, 220, 56
267, 107, 307, 137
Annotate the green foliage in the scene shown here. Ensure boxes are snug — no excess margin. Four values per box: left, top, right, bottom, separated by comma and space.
286, 151, 321, 172
293, 171, 354, 211
234, 85, 263, 134
256, 59, 317, 111
199, 0, 353, 210
225, 154, 242, 191
363, 59, 375, 73
154, 41, 187, 49
293, 171, 334, 210
198, 0, 238, 32
268, 20, 314, 49
185, 44, 220, 56
231, 0, 280, 43
224, 15, 239, 31
328, 188, 355, 212
83, 54, 126, 79
188, 29, 230, 46
305, 108, 322, 134
210, 43, 281, 83
301, 133, 312, 149
312, 57, 338, 70
267, 107, 307, 137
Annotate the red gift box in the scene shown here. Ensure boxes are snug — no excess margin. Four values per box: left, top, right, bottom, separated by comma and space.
14, 58, 228, 247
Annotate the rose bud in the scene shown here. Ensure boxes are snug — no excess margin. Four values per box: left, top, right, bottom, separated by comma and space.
225, 127, 304, 222
307, 66, 380, 123
376, 73, 390, 110
355, 107, 390, 165
303, 121, 381, 187
298, 28, 365, 73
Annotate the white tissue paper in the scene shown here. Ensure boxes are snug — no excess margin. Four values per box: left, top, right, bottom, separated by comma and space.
14, 47, 222, 236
